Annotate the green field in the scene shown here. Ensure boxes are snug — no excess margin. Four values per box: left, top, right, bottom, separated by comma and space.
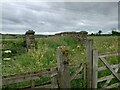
2, 35, 119, 76
1, 35, 120, 88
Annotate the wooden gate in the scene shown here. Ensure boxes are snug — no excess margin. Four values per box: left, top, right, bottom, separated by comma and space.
2, 40, 120, 89
92, 50, 120, 88
86, 39, 120, 88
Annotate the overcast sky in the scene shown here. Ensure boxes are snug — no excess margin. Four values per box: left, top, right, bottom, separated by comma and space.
1, 1, 118, 34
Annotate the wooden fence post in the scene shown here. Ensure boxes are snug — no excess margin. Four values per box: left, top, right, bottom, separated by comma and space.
83, 63, 86, 81
56, 46, 71, 88
51, 68, 58, 88
0, 45, 2, 90
86, 39, 93, 88
31, 80, 35, 88
92, 49, 98, 88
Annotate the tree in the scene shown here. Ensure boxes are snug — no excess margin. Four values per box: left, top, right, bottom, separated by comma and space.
112, 31, 120, 35
79, 31, 88, 35
98, 30, 102, 35
91, 33, 94, 36
111, 28, 120, 35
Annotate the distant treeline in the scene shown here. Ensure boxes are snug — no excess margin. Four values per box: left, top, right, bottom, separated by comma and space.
1, 30, 120, 39
1, 34, 48, 39
1, 34, 25, 39
89, 31, 120, 36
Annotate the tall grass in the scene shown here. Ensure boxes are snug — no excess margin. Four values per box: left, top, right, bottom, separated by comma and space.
2, 36, 119, 76
2, 35, 119, 88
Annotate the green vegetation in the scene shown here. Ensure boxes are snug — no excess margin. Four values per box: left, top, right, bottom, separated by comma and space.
2, 35, 119, 88
2, 35, 86, 76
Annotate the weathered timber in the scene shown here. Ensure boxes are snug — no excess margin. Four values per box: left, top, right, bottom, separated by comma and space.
86, 39, 93, 88
106, 82, 120, 88
103, 68, 119, 88
35, 84, 51, 88
99, 57, 120, 81
99, 52, 120, 58
70, 63, 84, 81
97, 73, 120, 82
92, 49, 98, 88
98, 64, 120, 71
83, 63, 87, 81
31, 80, 35, 88
2, 68, 57, 85
57, 46, 71, 88
71, 74, 83, 80
51, 68, 58, 88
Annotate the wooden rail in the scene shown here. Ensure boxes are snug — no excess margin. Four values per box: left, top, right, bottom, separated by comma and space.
2, 68, 57, 85
98, 52, 120, 57
2, 64, 85, 89
99, 57, 120, 81
106, 82, 120, 88
92, 49, 120, 88
2, 40, 120, 89
97, 73, 120, 83
70, 63, 84, 81
98, 64, 120, 71
3, 46, 82, 89
86, 40, 120, 88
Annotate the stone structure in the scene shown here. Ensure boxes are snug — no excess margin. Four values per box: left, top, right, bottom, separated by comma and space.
55, 31, 88, 45
25, 30, 35, 51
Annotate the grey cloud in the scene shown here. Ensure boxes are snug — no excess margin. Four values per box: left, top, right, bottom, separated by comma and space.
1, 2, 118, 34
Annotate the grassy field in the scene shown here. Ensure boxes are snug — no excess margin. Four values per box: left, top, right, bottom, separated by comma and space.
1, 35, 120, 88
2, 35, 119, 75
